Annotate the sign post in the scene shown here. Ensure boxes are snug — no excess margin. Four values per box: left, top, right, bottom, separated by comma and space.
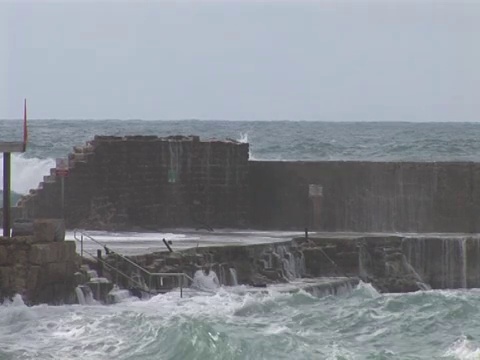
55, 158, 69, 218
308, 184, 323, 230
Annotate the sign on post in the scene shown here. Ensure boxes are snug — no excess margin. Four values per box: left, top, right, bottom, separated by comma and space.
55, 158, 69, 177
309, 184, 323, 197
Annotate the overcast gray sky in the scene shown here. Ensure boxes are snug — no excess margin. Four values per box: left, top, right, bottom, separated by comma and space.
1, 1, 479, 121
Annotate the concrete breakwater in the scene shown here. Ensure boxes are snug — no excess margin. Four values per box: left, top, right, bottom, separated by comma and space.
104, 232, 480, 293
10, 135, 480, 233
1, 229, 479, 304
4, 135, 480, 299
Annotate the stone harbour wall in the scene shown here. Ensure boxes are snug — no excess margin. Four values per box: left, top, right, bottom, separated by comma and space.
0, 219, 78, 304
249, 161, 480, 232
10, 135, 480, 234
17, 136, 249, 230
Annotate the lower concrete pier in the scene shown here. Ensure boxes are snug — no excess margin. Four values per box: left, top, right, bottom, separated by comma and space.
72, 229, 480, 294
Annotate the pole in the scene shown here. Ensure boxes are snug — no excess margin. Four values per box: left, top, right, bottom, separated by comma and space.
3, 152, 11, 237
163, 238, 173, 252
60, 176, 65, 218
81, 234, 84, 261
97, 249, 103, 277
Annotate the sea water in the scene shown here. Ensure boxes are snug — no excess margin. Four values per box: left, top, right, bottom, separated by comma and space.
1, 284, 480, 359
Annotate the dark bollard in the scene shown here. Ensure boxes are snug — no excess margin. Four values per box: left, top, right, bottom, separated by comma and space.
305, 228, 309, 240
163, 238, 173, 252
97, 249, 103, 277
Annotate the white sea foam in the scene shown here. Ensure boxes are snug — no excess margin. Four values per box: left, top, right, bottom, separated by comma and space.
237, 132, 258, 160
191, 270, 220, 292
1, 288, 479, 359
237, 132, 249, 144
445, 337, 480, 360
355, 280, 381, 298
0, 154, 54, 194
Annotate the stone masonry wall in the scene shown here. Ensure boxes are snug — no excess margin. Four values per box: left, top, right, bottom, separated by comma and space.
0, 219, 78, 304
249, 161, 480, 232
13, 137, 480, 233
17, 136, 250, 230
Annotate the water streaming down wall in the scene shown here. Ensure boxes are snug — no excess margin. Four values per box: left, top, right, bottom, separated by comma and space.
402, 236, 480, 289
229, 268, 238, 286
75, 286, 86, 305
307, 281, 355, 298
358, 244, 371, 280
75, 285, 96, 305
271, 245, 307, 280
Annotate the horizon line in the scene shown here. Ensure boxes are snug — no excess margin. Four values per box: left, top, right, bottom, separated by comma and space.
0, 118, 479, 123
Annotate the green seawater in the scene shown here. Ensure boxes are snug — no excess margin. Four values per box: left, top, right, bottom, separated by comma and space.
0, 283, 479, 360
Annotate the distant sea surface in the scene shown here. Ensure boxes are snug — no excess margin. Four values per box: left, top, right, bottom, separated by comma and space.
1, 119, 480, 197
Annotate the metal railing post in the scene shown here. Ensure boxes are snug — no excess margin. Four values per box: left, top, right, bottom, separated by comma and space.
80, 234, 84, 263
180, 275, 183, 298
115, 255, 119, 285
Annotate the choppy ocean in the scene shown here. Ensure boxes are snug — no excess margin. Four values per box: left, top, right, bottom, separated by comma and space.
2, 120, 480, 359
1, 283, 480, 360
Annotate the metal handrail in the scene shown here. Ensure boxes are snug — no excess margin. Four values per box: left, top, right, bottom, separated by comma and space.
73, 229, 193, 297
81, 247, 153, 293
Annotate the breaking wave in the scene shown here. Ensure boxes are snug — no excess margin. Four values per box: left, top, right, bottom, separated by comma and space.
1, 285, 480, 359
0, 154, 54, 195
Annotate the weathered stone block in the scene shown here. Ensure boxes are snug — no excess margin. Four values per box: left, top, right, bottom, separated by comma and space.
27, 266, 41, 293
0, 245, 8, 266
15, 246, 29, 263
0, 267, 14, 289
29, 242, 74, 265
30, 244, 51, 264
46, 262, 67, 283
33, 219, 57, 242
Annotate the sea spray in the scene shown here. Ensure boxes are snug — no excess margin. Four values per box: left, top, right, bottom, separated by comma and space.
1, 286, 480, 359
0, 154, 55, 194
191, 270, 220, 292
